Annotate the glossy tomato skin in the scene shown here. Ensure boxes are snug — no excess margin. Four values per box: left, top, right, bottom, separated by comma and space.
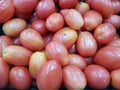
83, 10, 103, 31
37, 60, 62, 90
108, 38, 120, 48
63, 65, 87, 90
0, 57, 10, 89
111, 0, 120, 14
94, 46, 120, 70
52, 27, 78, 49
0, 35, 13, 57
64, 9, 84, 30
68, 54, 87, 70
36, 0, 55, 19
9, 66, 32, 90
46, 13, 64, 32
104, 15, 120, 29
2, 18, 27, 37
2, 45, 32, 66
31, 19, 47, 35
59, 0, 78, 9
20, 29, 45, 51
0, 0, 15, 23
77, 31, 97, 57
94, 23, 117, 45
111, 69, 120, 89
84, 65, 110, 89
45, 40, 69, 66
90, 0, 113, 18
75, 2, 90, 16
12, 0, 38, 13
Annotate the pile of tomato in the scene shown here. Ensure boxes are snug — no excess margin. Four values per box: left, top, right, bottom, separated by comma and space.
0, 0, 120, 90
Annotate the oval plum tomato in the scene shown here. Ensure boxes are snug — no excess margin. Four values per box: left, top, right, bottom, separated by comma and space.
84, 65, 110, 89
77, 31, 97, 57
9, 66, 32, 90
0, 0, 15, 23
37, 60, 62, 90
94, 46, 120, 70
12, 0, 38, 13
63, 65, 87, 90
0, 57, 10, 89
111, 69, 120, 89
36, 0, 56, 19
45, 40, 69, 66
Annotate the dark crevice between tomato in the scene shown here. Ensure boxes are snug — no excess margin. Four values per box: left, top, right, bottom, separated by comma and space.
117, 13, 120, 36
0, 24, 4, 35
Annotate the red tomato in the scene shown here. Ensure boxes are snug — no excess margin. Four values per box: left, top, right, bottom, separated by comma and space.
12, 0, 38, 13
77, 31, 97, 57
94, 46, 120, 70
36, 0, 56, 19
0, 57, 10, 89
111, 0, 120, 14
37, 60, 62, 90
63, 65, 87, 90
111, 69, 120, 89
45, 40, 69, 66
68, 54, 87, 70
90, 0, 113, 18
94, 23, 117, 44
52, 27, 78, 49
84, 65, 110, 89
46, 13, 64, 32
64, 9, 84, 30
75, 2, 90, 16
108, 38, 120, 48
59, 0, 78, 9
104, 15, 120, 29
31, 19, 47, 35
9, 66, 32, 90
0, 0, 15, 23
83, 10, 103, 31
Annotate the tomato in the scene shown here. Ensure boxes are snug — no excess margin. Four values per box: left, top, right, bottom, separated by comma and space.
77, 31, 97, 57
2, 18, 27, 37
20, 29, 45, 51
0, 35, 13, 57
88, 0, 113, 18
104, 15, 120, 29
52, 27, 78, 49
0, 57, 10, 89
64, 9, 84, 30
2, 45, 32, 66
83, 10, 103, 31
12, 0, 38, 13
94, 46, 120, 70
63, 65, 87, 90
111, 69, 120, 89
94, 23, 117, 44
108, 38, 120, 48
9, 66, 32, 89
31, 19, 47, 35
46, 13, 64, 32
45, 40, 69, 66
84, 56, 94, 65
12, 37, 22, 46
75, 2, 90, 16
36, 0, 56, 19
0, 0, 15, 23
84, 65, 110, 89
59, 0, 78, 9
111, 0, 120, 14
68, 54, 87, 70
29, 51, 47, 79
68, 44, 77, 54
37, 60, 62, 90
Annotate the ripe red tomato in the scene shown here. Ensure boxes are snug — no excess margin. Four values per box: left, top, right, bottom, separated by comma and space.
0, 57, 10, 89
0, 0, 15, 23
84, 65, 110, 89
37, 60, 62, 90
9, 66, 32, 90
